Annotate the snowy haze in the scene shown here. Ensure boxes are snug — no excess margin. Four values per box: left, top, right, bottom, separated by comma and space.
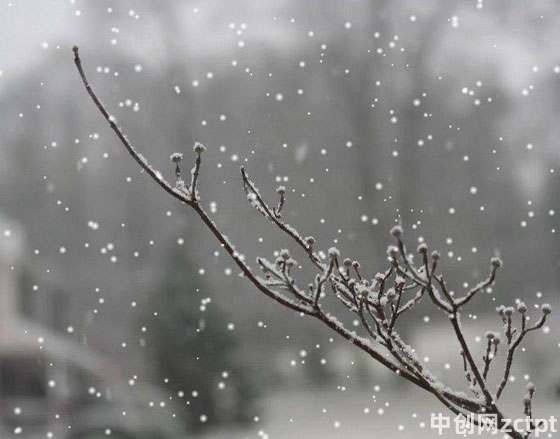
0, 1, 559, 438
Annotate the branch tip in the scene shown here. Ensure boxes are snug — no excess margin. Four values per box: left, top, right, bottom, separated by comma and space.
193, 141, 207, 154
390, 224, 403, 238
490, 256, 502, 269
327, 247, 340, 259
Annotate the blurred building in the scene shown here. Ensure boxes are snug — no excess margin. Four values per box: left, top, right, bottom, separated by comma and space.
0, 215, 182, 438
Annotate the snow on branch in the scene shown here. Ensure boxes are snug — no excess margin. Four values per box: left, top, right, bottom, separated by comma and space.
72, 47, 552, 439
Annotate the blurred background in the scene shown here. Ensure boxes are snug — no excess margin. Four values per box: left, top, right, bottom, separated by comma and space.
0, 0, 559, 438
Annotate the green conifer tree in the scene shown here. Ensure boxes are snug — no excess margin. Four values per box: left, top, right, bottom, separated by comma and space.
145, 246, 259, 432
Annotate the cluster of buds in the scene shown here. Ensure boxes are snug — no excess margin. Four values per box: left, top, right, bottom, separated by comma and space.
497, 303, 552, 318
274, 186, 286, 217
496, 305, 513, 317
374, 272, 385, 285
275, 248, 297, 272
193, 141, 207, 155
485, 330, 501, 346
490, 256, 503, 269
390, 225, 403, 238
246, 192, 257, 202
417, 242, 428, 255
328, 247, 340, 259
170, 152, 183, 163
169, 142, 207, 198
278, 248, 290, 260
355, 279, 372, 298
388, 226, 440, 269
304, 236, 315, 250
481, 330, 501, 380
170, 152, 184, 180
386, 245, 399, 260
386, 288, 397, 302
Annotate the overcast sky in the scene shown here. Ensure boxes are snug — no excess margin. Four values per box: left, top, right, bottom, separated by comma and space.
0, 0, 79, 86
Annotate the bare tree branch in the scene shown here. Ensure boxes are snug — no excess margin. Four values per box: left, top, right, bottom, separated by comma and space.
72, 47, 551, 439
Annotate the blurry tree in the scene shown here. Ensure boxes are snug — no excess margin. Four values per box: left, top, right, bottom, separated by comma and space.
144, 244, 260, 431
